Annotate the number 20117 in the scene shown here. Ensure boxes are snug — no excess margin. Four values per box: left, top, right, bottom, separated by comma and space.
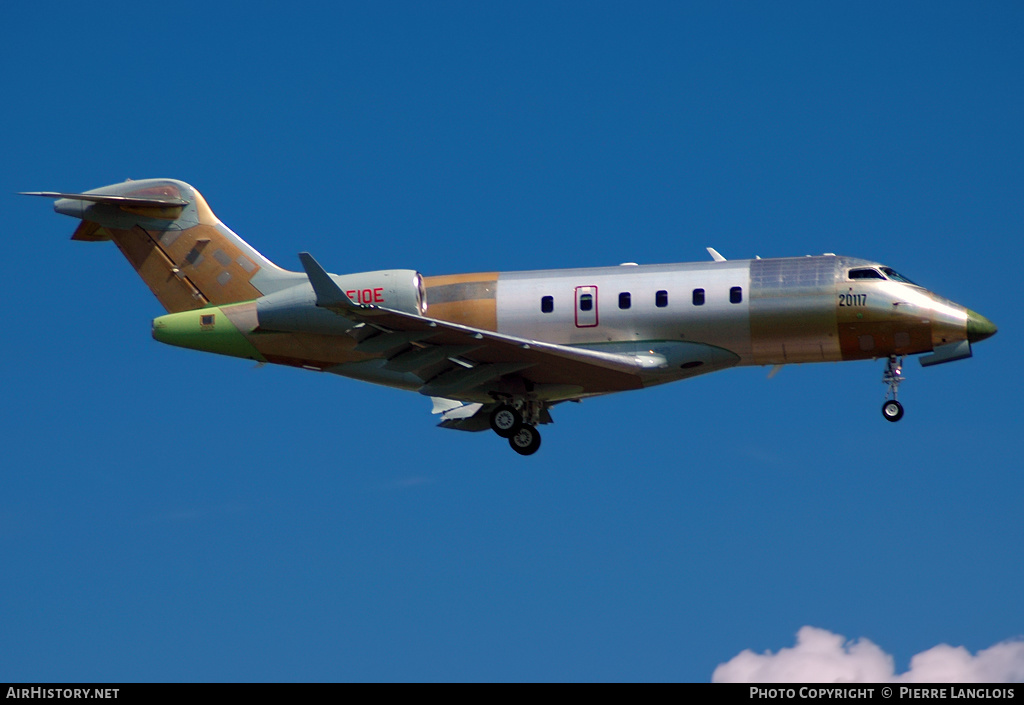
839, 293, 867, 307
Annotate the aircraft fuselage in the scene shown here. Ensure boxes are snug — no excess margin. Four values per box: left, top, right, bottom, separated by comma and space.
28, 178, 996, 453
152, 253, 992, 402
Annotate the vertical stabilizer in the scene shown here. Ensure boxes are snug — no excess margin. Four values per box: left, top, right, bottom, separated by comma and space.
26, 179, 303, 313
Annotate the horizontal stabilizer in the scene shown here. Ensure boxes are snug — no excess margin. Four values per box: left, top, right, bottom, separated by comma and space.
20, 191, 189, 207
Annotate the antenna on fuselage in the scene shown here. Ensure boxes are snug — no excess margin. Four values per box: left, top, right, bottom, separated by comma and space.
706, 247, 727, 262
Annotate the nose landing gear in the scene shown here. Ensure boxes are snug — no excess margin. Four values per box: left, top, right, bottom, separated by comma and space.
881, 355, 905, 422
882, 399, 904, 422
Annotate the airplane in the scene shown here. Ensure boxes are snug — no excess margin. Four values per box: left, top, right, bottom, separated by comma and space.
24, 178, 997, 455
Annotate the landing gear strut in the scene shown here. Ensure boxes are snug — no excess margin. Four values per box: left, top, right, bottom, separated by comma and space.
490, 399, 544, 455
881, 355, 905, 422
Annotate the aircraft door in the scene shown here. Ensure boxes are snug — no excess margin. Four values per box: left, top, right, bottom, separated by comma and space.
575, 286, 599, 327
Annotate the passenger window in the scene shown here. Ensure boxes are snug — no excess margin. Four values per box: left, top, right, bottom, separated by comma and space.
619, 292, 631, 309
692, 288, 705, 306
849, 268, 885, 280
656, 290, 668, 308
730, 287, 743, 304
579, 294, 593, 311
541, 296, 553, 313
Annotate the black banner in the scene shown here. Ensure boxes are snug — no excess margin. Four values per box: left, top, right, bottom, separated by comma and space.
1, 684, 1021, 697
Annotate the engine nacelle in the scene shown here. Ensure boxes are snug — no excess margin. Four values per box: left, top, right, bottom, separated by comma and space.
256, 269, 426, 334
330, 269, 426, 315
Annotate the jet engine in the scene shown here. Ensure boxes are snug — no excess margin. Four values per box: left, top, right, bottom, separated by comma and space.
256, 269, 426, 334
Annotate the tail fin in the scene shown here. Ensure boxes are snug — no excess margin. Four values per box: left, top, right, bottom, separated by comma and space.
24, 179, 303, 313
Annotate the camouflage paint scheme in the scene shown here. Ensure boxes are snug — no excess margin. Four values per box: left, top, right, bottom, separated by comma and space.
26, 179, 997, 451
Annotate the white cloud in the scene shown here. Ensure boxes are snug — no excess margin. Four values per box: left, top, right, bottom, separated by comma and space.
713, 626, 1024, 683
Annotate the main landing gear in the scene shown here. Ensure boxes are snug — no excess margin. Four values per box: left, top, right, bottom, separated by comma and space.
881, 355, 905, 422
489, 401, 544, 455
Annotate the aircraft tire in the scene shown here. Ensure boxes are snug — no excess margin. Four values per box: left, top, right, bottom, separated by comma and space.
490, 405, 522, 438
882, 400, 904, 422
509, 424, 542, 455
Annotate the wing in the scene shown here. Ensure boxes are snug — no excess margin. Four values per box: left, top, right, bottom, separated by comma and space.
298, 253, 647, 404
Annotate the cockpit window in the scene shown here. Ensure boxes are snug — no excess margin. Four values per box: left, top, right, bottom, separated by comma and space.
880, 267, 919, 286
848, 268, 885, 280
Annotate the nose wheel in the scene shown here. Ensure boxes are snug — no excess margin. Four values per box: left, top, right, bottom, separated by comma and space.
881, 356, 905, 422
882, 399, 904, 422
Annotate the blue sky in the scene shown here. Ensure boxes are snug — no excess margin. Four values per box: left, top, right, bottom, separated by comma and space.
2, 1, 1022, 682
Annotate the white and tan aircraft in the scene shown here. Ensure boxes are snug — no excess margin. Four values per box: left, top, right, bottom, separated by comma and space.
25, 179, 997, 455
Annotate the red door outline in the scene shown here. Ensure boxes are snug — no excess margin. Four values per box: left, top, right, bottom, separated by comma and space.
575, 286, 599, 327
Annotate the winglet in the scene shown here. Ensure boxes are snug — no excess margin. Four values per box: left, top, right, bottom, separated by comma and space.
707, 247, 727, 262
297, 252, 366, 311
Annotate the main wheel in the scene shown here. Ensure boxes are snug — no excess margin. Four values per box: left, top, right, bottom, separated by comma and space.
509, 424, 542, 456
489, 405, 522, 438
882, 400, 904, 422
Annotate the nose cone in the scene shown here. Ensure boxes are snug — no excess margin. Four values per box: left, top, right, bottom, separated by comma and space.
966, 309, 997, 343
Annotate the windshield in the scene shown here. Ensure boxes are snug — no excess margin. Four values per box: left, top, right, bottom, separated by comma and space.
848, 268, 885, 280
880, 267, 919, 286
